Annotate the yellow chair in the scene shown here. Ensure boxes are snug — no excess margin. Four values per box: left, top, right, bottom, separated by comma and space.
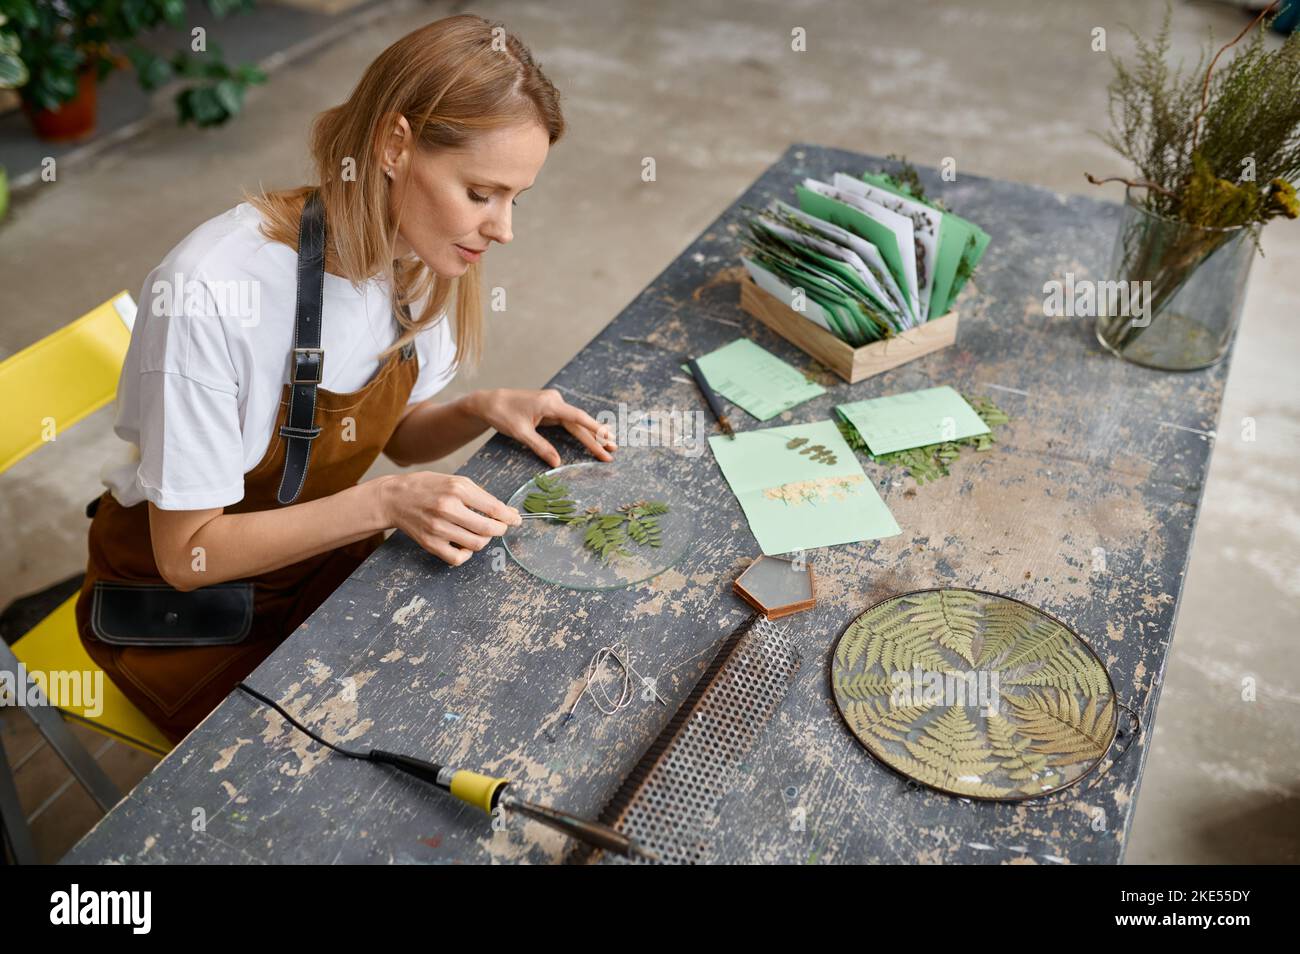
0, 291, 171, 861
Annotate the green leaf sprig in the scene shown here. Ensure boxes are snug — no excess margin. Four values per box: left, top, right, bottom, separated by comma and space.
521, 473, 669, 563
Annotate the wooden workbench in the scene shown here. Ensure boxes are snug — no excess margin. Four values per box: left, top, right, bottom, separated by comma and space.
65, 145, 1229, 864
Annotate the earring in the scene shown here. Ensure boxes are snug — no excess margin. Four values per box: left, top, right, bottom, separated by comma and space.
384, 167, 394, 179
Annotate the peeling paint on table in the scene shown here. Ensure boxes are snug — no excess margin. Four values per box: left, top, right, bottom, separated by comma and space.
63, 145, 1228, 865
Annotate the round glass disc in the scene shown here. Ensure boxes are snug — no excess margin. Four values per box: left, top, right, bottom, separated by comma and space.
831, 588, 1118, 801
504, 460, 695, 590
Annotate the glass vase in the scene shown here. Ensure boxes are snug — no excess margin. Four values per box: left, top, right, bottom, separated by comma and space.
1095, 189, 1255, 371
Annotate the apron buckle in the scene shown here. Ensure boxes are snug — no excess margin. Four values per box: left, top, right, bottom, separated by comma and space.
291, 347, 324, 384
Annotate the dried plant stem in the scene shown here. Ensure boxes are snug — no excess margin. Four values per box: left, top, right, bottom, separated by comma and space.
1098, 216, 1235, 350
1191, 2, 1278, 155
1083, 173, 1176, 198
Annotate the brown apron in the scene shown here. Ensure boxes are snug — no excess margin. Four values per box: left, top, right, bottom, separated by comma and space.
75, 212, 419, 745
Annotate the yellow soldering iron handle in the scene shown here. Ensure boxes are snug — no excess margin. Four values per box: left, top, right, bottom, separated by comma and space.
447, 769, 511, 814
366, 750, 510, 815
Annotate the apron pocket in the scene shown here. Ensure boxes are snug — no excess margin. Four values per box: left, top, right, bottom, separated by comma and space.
90, 581, 255, 647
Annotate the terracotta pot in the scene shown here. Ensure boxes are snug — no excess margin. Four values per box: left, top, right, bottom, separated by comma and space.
22, 65, 98, 142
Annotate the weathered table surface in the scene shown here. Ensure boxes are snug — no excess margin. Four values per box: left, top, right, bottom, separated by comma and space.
66, 145, 1228, 865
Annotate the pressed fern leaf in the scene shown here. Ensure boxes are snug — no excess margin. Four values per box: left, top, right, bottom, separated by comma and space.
1006, 689, 1115, 766
844, 700, 931, 745
901, 591, 981, 665
878, 620, 952, 673
999, 614, 1110, 696
1002, 645, 1110, 696
1002, 619, 1074, 669
986, 713, 1050, 780
835, 603, 890, 670
833, 672, 896, 701
839, 600, 951, 673
903, 707, 1001, 780
977, 600, 1038, 667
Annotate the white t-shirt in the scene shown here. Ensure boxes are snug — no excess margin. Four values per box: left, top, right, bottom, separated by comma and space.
101, 201, 459, 510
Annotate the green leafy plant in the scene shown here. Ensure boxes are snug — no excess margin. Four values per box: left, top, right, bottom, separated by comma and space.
0, 0, 265, 127
1091, 5, 1300, 228
837, 393, 1009, 484
1087, 4, 1300, 349
521, 472, 669, 563
0, 12, 29, 89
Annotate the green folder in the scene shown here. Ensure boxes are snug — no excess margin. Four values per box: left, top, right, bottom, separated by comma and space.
758, 253, 866, 344
768, 200, 906, 328
795, 184, 916, 319
749, 222, 894, 344
859, 172, 991, 318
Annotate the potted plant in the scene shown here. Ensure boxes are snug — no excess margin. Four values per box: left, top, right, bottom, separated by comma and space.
1087, 4, 1300, 370
0, 11, 25, 219
0, 0, 266, 142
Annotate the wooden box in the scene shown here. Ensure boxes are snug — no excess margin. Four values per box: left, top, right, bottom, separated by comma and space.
738, 275, 959, 384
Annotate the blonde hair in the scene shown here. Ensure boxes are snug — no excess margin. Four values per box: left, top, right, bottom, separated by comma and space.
245, 14, 565, 368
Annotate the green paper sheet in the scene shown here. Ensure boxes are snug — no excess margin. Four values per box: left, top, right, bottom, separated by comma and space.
858, 172, 991, 318
795, 184, 915, 317
684, 339, 825, 422
748, 218, 882, 345
708, 420, 901, 555
741, 256, 839, 339
835, 386, 990, 455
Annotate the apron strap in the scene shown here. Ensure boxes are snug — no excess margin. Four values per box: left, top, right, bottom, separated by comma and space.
276, 189, 327, 505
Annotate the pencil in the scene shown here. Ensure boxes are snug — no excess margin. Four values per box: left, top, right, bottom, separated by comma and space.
687, 357, 735, 439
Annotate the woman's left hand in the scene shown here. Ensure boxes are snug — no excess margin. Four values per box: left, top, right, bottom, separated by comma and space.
470, 388, 617, 467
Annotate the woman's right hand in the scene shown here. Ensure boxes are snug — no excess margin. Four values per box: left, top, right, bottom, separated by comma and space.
380, 472, 521, 566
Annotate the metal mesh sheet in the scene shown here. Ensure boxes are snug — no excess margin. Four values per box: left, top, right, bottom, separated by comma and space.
576, 614, 802, 865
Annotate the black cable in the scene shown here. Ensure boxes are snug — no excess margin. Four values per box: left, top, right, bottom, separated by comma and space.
1, 816, 13, 866
236, 682, 447, 787
236, 682, 368, 759
234, 682, 676, 861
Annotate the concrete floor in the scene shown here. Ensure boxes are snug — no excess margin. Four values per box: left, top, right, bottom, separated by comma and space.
1, 0, 1297, 863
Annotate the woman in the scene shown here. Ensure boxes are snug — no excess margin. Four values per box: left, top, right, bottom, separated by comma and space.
75, 14, 615, 744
